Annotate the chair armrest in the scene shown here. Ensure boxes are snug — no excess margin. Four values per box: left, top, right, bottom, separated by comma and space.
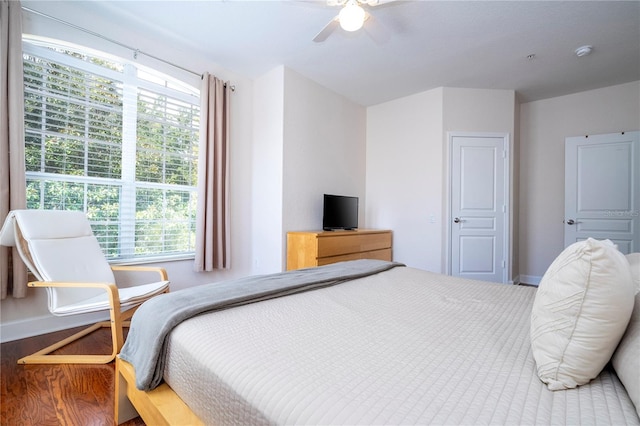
110, 265, 169, 281
28, 280, 119, 291
28, 281, 121, 310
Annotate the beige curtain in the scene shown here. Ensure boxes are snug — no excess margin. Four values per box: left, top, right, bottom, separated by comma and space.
0, 0, 28, 299
194, 73, 230, 271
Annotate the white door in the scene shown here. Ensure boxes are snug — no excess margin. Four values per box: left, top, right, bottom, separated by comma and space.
450, 134, 509, 283
565, 131, 640, 253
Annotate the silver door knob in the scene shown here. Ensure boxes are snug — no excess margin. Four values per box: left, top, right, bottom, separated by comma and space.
453, 217, 461, 224
566, 219, 575, 225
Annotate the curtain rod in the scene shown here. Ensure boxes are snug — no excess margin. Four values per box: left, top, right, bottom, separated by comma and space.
22, 5, 237, 91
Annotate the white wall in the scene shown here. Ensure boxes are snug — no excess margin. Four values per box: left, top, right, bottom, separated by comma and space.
519, 81, 640, 282
251, 67, 366, 273
282, 68, 367, 257
252, 67, 285, 275
366, 87, 516, 276
442, 88, 516, 134
367, 82, 639, 285
366, 88, 444, 272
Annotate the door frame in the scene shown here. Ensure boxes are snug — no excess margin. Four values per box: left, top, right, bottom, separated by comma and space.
445, 131, 511, 283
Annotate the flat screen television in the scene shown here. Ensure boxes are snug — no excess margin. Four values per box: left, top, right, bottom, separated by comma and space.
323, 194, 358, 231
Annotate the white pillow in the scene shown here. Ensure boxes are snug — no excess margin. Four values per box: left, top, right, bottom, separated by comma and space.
530, 238, 635, 390
612, 292, 640, 418
626, 253, 640, 294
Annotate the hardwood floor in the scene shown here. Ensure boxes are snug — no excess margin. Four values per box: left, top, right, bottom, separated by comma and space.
1, 326, 145, 426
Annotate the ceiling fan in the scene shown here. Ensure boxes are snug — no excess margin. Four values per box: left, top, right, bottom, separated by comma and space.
312, 0, 395, 43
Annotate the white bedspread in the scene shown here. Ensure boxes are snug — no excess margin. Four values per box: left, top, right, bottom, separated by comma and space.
163, 266, 640, 425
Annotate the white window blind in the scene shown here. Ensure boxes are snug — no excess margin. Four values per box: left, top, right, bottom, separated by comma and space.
23, 39, 200, 262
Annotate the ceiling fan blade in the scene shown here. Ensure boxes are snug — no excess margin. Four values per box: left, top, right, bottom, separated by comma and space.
313, 17, 339, 42
361, 0, 398, 6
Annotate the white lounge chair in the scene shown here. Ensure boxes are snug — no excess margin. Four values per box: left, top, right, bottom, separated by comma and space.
0, 210, 170, 364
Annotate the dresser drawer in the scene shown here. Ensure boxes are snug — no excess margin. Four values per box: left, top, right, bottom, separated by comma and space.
317, 232, 392, 258
316, 248, 392, 266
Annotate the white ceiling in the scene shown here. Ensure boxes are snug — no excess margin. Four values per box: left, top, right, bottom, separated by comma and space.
22, 0, 640, 106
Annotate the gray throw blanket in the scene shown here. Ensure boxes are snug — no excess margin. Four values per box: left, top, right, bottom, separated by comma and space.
118, 259, 404, 391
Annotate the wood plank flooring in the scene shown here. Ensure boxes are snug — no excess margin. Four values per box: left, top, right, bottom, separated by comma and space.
1, 326, 145, 426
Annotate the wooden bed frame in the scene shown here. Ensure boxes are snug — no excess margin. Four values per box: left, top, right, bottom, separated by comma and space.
115, 357, 203, 425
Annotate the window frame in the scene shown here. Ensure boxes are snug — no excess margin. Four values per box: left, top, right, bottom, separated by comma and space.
22, 37, 201, 264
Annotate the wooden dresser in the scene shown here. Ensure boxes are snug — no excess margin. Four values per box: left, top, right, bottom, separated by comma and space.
286, 229, 392, 271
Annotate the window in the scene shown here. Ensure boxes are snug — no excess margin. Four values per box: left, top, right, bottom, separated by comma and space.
23, 38, 200, 262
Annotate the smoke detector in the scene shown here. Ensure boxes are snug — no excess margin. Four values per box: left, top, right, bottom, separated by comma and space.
575, 45, 593, 57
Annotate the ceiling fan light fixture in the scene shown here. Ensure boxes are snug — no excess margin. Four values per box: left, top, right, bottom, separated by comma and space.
339, 1, 366, 32
575, 45, 593, 57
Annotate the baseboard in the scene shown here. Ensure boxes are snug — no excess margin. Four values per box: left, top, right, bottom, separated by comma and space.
0, 311, 110, 343
518, 274, 542, 286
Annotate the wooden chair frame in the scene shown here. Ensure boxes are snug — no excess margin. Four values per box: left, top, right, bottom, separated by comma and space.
18, 266, 169, 365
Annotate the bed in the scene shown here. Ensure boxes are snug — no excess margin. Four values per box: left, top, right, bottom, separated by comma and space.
115, 254, 640, 425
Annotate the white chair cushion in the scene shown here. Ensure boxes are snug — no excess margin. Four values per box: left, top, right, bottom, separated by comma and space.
530, 238, 635, 390
0, 213, 18, 247
10, 210, 116, 312
13, 210, 94, 240
30, 237, 115, 283
31, 236, 116, 311
5, 209, 170, 318
52, 280, 170, 316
